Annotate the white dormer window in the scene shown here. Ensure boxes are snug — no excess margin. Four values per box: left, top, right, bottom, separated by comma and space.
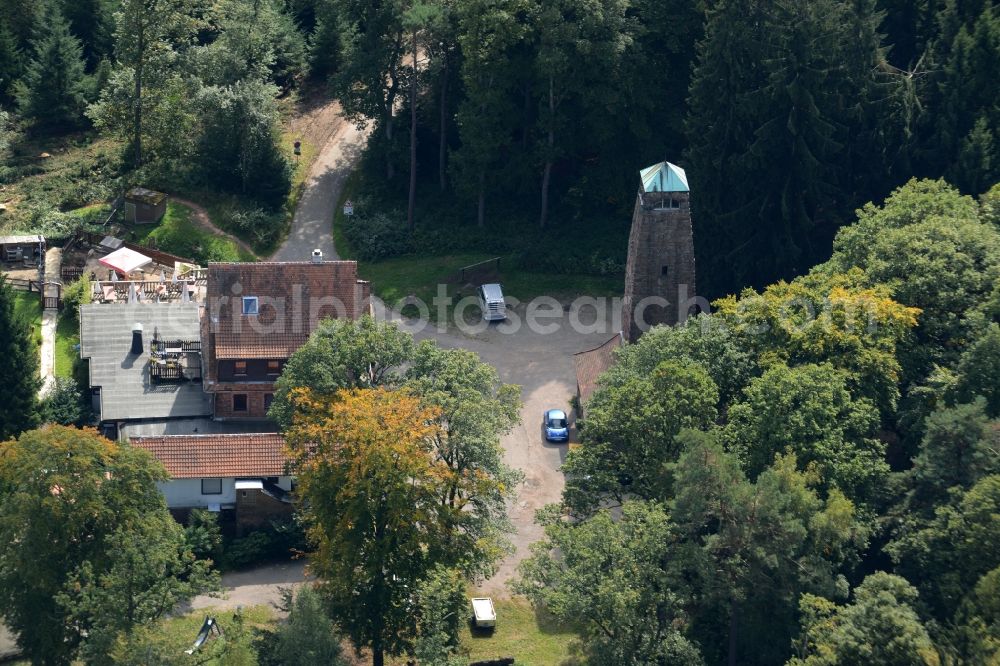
242, 296, 259, 315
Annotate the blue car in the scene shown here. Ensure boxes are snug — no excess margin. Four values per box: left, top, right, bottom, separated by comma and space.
543, 409, 569, 443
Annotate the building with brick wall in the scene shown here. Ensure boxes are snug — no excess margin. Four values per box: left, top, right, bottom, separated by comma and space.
201, 260, 370, 420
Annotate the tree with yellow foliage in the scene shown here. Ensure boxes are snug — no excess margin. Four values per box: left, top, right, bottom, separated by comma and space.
285, 387, 507, 666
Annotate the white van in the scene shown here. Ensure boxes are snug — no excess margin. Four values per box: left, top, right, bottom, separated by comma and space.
478, 283, 507, 321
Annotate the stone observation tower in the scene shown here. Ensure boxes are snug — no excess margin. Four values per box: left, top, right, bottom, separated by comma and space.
621, 161, 696, 342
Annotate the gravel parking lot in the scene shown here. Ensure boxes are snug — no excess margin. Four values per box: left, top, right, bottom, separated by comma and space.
405, 298, 618, 595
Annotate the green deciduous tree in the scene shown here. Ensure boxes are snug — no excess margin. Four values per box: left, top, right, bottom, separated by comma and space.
516, 501, 704, 665
723, 362, 887, 501
59, 509, 219, 663
405, 341, 522, 576
0, 426, 218, 664
412, 565, 467, 666
564, 359, 718, 512
951, 566, 1000, 664
0, 276, 40, 440
195, 0, 306, 89
788, 572, 940, 666
451, 0, 529, 227
90, 0, 202, 167
532, 0, 632, 229
956, 324, 1000, 416
714, 274, 919, 415
818, 178, 1000, 384
270, 314, 415, 428
331, 0, 406, 180
907, 400, 1000, 506
16, 8, 89, 129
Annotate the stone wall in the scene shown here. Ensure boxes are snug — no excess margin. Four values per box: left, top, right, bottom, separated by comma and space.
622, 190, 696, 342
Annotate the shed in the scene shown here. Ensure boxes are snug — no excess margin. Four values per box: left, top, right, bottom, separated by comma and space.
0, 234, 45, 262
124, 187, 167, 224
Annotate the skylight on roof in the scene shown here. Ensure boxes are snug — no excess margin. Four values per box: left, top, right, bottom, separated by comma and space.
242, 296, 259, 315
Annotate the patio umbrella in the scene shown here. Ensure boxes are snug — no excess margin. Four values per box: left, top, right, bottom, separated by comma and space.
111, 271, 119, 282
128, 282, 137, 304
160, 269, 166, 283
181, 281, 190, 303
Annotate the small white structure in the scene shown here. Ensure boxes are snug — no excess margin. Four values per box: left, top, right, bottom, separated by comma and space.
471, 597, 496, 628
343, 200, 354, 216
99, 246, 153, 276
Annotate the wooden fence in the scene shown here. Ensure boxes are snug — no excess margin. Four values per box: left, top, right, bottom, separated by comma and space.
78, 231, 195, 269
457, 257, 502, 285
6, 278, 62, 310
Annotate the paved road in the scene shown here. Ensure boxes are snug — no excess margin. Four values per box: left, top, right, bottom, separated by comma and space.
270, 120, 369, 262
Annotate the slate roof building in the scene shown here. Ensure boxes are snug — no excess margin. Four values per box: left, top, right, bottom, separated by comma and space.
201, 260, 370, 419
79, 302, 212, 439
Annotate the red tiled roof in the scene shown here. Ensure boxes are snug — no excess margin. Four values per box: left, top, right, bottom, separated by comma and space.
131, 433, 288, 478
205, 262, 367, 360
573, 333, 623, 409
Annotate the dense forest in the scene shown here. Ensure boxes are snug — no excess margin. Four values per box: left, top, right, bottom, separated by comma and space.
1, 0, 1000, 665
1, 0, 998, 294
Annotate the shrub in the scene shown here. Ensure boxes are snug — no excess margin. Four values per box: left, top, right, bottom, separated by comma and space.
185, 509, 223, 563
342, 209, 413, 261
222, 206, 283, 249
40, 376, 83, 425
218, 519, 306, 570
61, 276, 91, 319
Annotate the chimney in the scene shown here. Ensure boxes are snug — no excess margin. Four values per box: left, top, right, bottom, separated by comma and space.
130, 323, 144, 355
311, 248, 323, 263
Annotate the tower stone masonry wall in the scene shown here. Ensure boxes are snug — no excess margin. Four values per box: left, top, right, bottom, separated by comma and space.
622, 188, 697, 342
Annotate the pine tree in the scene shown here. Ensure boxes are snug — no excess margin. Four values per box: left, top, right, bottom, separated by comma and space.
686, 0, 900, 296
685, 0, 772, 296
0, 277, 40, 441
16, 8, 88, 129
0, 19, 22, 104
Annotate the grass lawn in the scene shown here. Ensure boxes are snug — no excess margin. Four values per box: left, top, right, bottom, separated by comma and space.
458, 598, 579, 665
333, 171, 620, 322
134, 605, 276, 662
54, 311, 78, 379
128, 202, 255, 264
13, 291, 42, 349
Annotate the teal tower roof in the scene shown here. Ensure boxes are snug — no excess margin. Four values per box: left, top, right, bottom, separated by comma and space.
640, 161, 689, 193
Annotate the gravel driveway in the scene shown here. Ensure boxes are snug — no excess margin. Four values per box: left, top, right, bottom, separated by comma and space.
400, 299, 618, 595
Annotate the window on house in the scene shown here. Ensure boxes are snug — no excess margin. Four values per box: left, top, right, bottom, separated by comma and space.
267, 360, 280, 375
242, 296, 259, 315
201, 478, 222, 495
233, 394, 248, 412
234, 361, 247, 376
264, 393, 274, 411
